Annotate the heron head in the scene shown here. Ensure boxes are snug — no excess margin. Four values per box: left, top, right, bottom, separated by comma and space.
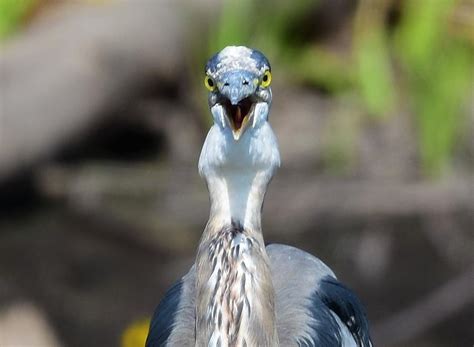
199, 46, 280, 226
204, 46, 272, 141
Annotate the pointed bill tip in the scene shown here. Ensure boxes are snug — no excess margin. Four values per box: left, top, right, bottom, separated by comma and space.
232, 130, 242, 141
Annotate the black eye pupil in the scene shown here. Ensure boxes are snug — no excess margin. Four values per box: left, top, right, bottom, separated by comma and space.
207, 78, 214, 87
263, 74, 268, 82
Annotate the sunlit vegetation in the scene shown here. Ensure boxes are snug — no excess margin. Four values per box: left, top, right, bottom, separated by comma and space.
0, 0, 37, 40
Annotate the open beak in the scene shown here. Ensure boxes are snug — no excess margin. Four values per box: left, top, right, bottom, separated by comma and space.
221, 96, 256, 140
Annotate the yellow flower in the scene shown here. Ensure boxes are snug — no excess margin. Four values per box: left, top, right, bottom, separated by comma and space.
121, 318, 150, 347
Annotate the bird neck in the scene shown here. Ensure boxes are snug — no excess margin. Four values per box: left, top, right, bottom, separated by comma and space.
205, 167, 270, 231
195, 123, 281, 345
195, 224, 278, 346
198, 122, 280, 232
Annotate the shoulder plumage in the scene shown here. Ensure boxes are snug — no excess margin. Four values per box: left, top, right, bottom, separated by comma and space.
316, 275, 372, 347
267, 243, 372, 347
146, 279, 183, 347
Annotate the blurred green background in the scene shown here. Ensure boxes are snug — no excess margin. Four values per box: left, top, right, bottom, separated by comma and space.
0, 1, 472, 347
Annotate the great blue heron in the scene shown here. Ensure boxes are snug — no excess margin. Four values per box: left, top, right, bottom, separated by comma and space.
146, 46, 372, 347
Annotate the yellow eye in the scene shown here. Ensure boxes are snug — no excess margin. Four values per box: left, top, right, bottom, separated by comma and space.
261, 70, 272, 88
204, 76, 216, 91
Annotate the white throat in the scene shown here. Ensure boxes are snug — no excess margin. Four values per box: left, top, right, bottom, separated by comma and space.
198, 121, 280, 231
206, 168, 269, 229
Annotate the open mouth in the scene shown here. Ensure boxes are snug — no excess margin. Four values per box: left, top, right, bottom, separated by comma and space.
222, 97, 256, 138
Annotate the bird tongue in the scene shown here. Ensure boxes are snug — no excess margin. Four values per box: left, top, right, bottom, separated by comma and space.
233, 105, 243, 129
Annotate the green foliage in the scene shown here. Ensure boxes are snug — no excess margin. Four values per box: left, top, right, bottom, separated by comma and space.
293, 47, 355, 93
354, 29, 395, 117
395, 0, 473, 175
0, 0, 36, 40
209, 0, 254, 53
208, 0, 315, 62
395, 0, 453, 68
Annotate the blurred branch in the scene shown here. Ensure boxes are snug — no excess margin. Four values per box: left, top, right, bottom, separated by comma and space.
449, 0, 474, 44
0, 0, 218, 182
37, 163, 474, 240
422, 214, 474, 268
372, 266, 474, 345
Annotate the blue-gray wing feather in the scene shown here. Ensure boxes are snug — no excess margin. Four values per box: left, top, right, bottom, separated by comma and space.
146, 279, 184, 347
317, 276, 372, 346
267, 243, 372, 347
146, 268, 196, 347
